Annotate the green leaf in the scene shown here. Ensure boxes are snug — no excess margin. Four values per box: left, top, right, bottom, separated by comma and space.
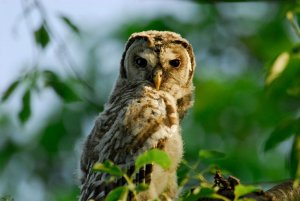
185, 185, 230, 201
34, 23, 50, 48
234, 184, 260, 199
197, 187, 215, 197
93, 161, 123, 177
266, 52, 290, 85
43, 70, 59, 82
237, 198, 256, 201
50, 81, 79, 102
105, 186, 128, 201
18, 89, 31, 123
1, 80, 20, 102
264, 118, 299, 151
290, 136, 300, 181
135, 183, 149, 193
39, 120, 66, 155
0, 195, 14, 201
60, 16, 80, 34
135, 149, 171, 171
199, 150, 226, 161
43, 70, 80, 102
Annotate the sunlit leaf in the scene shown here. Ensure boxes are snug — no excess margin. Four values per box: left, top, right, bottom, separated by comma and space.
286, 11, 294, 22
93, 161, 123, 177
266, 52, 290, 85
234, 184, 260, 199
34, 23, 50, 48
18, 89, 31, 123
135, 149, 171, 170
264, 118, 299, 151
199, 150, 226, 161
60, 16, 80, 34
1, 80, 20, 102
105, 186, 128, 201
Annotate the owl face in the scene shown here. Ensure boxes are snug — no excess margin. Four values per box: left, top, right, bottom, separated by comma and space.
120, 31, 195, 98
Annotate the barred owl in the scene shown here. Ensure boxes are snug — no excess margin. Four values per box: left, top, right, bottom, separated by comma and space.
80, 30, 196, 201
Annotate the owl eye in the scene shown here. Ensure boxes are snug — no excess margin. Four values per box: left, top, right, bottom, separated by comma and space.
169, 59, 180, 68
135, 57, 147, 68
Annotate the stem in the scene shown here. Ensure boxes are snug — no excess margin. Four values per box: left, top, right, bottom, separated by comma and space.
287, 11, 300, 38
123, 174, 138, 200
293, 135, 300, 187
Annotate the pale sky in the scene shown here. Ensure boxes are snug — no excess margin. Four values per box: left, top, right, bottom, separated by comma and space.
0, 0, 196, 92
0, 1, 196, 200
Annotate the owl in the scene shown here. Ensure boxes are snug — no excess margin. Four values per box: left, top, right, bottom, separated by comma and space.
79, 30, 196, 201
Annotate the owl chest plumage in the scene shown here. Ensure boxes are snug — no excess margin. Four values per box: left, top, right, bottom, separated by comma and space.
80, 83, 183, 201
89, 84, 180, 164
80, 30, 195, 201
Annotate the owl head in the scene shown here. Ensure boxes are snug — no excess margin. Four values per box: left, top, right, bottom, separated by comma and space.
119, 30, 196, 99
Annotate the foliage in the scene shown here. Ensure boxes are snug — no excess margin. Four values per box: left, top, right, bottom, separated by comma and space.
263, 7, 300, 186
92, 149, 261, 201
1, 1, 300, 200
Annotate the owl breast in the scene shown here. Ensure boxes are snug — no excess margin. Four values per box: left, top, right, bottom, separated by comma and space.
80, 30, 194, 201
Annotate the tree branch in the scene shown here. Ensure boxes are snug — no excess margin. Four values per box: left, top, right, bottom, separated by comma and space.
267, 181, 300, 201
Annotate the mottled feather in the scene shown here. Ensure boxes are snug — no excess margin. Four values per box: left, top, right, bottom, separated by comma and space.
79, 30, 195, 201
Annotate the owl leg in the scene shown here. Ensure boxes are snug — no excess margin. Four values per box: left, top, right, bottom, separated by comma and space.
159, 173, 179, 201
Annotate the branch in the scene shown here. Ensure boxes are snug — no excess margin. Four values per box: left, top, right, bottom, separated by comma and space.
198, 173, 300, 201
266, 181, 300, 201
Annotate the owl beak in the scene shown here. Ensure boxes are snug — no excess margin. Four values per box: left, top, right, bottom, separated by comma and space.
153, 69, 163, 90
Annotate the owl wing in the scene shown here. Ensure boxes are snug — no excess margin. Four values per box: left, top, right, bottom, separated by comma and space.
80, 86, 179, 201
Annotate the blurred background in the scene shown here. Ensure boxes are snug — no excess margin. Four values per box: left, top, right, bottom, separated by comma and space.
1, 1, 300, 200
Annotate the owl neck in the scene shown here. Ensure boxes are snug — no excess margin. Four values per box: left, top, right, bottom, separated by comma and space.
109, 76, 194, 121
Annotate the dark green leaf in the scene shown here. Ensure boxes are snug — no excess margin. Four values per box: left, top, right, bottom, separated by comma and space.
34, 23, 50, 48
0, 141, 20, 169
61, 16, 80, 34
185, 185, 229, 201
234, 184, 260, 199
43, 70, 80, 102
39, 120, 66, 155
93, 161, 123, 176
1, 80, 20, 102
18, 89, 31, 123
199, 150, 226, 161
197, 187, 215, 197
291, 43, 300, 57
105, 186, 128, 201
135, 183, 149, 193
290, 136, 300, 180
52, 82, 79, 102
43, 70, 59, 83
237, 198, 256, 201
135, 149, 171, 171
264, 118, 299, 151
